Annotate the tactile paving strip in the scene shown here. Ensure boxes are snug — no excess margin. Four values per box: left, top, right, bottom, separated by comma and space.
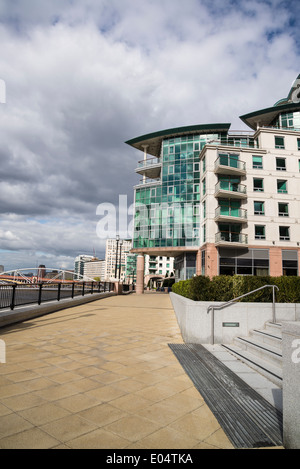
169, 343, 283, 448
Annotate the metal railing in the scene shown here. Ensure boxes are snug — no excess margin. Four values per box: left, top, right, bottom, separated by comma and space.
214, 155, 246, 171
215, 206, 247, 220
0, 281, 114, 311
215, 232, 248, 245
215, 181, 247, 195
206, 284, 279, 345
136, 157, 161, 168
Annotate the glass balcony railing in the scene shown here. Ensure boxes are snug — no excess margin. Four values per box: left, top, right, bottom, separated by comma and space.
215, 232, 248, 245
215, 181, 247, 195
137, 157, 161, 168
215, 206, 247, 220
214, 155, 246, 172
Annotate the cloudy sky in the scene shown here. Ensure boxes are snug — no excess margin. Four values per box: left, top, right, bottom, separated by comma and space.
0, 0, 299, 272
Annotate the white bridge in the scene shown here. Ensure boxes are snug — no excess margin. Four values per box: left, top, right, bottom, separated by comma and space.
0, 268, 96, 285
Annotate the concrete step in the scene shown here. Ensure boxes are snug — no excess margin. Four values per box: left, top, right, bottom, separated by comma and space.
234, 335, 282, 368
221, 322, 283, 388
221, 343, 283, 388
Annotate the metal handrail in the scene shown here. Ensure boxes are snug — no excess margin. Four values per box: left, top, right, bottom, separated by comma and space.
206, 284, 279, 345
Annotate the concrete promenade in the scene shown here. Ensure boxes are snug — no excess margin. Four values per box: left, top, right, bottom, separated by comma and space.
0, 293, 234, 449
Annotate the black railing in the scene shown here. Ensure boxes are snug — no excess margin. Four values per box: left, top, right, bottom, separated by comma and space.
0, 281, 114, 311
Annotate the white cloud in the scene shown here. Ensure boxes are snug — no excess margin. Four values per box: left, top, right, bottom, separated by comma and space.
0, 0, 298, 270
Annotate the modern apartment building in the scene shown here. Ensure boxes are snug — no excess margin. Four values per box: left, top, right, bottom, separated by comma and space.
74, 255, 94, 280
126, 75, 300, 293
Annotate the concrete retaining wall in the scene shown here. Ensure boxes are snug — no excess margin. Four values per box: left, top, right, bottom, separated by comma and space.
0, 292, 116, 328
170, 292, 300, 345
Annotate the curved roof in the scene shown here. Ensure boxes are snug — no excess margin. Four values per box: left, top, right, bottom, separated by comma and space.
240, 74, 300, 130
125, 123, 231, 157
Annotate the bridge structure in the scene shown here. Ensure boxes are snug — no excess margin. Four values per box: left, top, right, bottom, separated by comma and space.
0, 268, 96, 285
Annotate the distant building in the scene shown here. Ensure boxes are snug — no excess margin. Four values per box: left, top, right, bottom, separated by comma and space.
0, 265, 4, 274
74, 255, 94, 280
84, 259, 106, 280
105, 238, 132, 281
37, 265, 46, 279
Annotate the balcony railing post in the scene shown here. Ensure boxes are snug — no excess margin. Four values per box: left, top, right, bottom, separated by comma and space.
57, 283, 61, 301
10, 284, 17, 310
38, 282, 43, 305
71, 282, 75, 298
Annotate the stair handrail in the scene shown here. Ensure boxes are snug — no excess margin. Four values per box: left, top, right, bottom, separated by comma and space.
206, 284, 279, 345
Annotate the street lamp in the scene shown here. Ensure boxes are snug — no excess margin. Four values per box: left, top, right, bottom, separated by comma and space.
114, 235, 119, 279
118, 240, 123, 280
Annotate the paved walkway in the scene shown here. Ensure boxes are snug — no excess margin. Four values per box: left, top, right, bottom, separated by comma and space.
0, 293, 234, 449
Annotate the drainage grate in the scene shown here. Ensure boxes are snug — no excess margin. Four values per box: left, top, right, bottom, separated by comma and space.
169, 343, 283, 448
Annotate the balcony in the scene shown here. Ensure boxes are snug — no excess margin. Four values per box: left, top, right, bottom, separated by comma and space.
215, 206, 247, 223
214, 181, 247, 199
134, 177, 162, 189
135, 157, 161, 179
214, 155, 246, 176
215, 231, 248, 247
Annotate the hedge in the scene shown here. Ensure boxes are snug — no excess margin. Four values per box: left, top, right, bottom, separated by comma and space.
171, 275, 300, 303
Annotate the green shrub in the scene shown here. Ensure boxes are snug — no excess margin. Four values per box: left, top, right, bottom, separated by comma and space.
171, 274, 300, 303
188, 275, 211, 301
208, 276, 234, 302
171, 279, 192, 298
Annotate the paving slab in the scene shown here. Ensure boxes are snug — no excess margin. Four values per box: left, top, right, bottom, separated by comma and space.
0, 293, 234, 449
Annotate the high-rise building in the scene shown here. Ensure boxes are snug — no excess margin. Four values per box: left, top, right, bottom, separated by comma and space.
126, 74, 300, 293
74, 255, 94, 280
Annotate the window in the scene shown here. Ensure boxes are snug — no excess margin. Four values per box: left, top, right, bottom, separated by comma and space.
276, 158, 286, 171
202, 178, 206, 195
254, 201, 264, 215
202, 156, 206, 172
282, 250, 298, 276
194, 162, 200, 172
275, 136, 285, 149
168, 186, 174, 194
297, 138, 300, 151
202, 200, 206, 218
255, 225, 265, 240
168, 165, 174, 174
279, 226, 290, 241
278, 203, 289, 217
252, 155, 263, 169
193, 204, 200, 216
203, 224, 206, 242
219, 248, 269, 276
201, 250, 205, 275
277, 180, 287, 193
253, 178, 264, 192
193, 184, 199, 193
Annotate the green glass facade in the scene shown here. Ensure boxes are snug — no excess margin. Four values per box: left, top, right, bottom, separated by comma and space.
133, 133, 223, 249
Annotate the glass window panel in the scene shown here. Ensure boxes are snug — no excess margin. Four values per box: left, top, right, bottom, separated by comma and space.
275, 136, 285, 149
253, 178, 264, 191
278, 203, 289, 216
252, 155, 263, 168
277, 180, 287, 193
276, 158, 286, 170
